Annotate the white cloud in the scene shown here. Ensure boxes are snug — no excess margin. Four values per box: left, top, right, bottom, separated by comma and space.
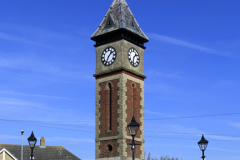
0, 56, 62, 74
0, 90, 76, 100
0, 137, 8, 141
148, 33, 234, 58
145, 83, 177, 94
146, 124, 240, 141
0, 56, 60, 73
0, 23, 84, 47
46, 137, 94, 143
0, 135, 20, 140
208, 147, 240, 153
0, 55, 92, 82
161, 124, 201, 134
145, 110, 175, 117
147, 70, 183, 79
207, 134, 240, 141
68, 142, 79, 145
0, 97, 44, 108
0, 97, 95, 127
0, 135, 94, 143
0, 57, 35, 69
148, 33, 214, 52
0, 32, 37, 45
146, 143, 240, 153
229, 122, 240, 129
213, 80, 240, 89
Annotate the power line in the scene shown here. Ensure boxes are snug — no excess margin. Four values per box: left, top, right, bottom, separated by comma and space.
0, 118, 93, 123
17, 122, 94, 132
0, 112, 238, 124
1, 118, 240, 142
145, 131, 240, 138
145, 113, 240, 120
1, 118, 240, 138
146, 136, 198, 140
0, 118, 94, 129
146, 136, 240, 142
0, 119, 94, 132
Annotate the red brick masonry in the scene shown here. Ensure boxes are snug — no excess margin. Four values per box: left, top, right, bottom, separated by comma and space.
97, 71, 143, 159
99, 140, 120, 158
126, 139, 142, 158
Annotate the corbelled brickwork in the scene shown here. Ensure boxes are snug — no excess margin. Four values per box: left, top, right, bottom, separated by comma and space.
95, 72, 144, 160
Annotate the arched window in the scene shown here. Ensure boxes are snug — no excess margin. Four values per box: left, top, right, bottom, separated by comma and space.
105, 83, 112, 131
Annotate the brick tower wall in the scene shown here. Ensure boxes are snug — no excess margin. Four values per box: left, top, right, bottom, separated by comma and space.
95, 71, 144, 160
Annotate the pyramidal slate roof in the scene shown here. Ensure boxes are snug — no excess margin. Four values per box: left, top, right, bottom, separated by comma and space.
0, 144, 81, 160
91, 0, 148, 41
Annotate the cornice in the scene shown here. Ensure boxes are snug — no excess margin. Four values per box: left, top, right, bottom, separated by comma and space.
93, 67, 147, 79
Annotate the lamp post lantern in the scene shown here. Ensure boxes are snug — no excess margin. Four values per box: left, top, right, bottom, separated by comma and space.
198, 135, 208, 160
27, 131, 37, 160
127, 116, 140, 160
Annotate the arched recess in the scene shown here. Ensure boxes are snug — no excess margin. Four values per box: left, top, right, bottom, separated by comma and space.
105, 82, 112, 131
132, 83, 137, 117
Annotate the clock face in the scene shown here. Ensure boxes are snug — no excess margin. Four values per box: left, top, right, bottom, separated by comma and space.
128, 48, 140, 67
101, 47, 117, 66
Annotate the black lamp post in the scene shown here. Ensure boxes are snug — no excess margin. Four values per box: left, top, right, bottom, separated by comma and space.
198, 135, 209, 160
27, 131, 37, 160
127, 116, 140, 160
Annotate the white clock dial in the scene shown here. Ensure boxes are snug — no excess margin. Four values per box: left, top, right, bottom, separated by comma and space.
128, 48, 140, 67
101, 47, 117, 66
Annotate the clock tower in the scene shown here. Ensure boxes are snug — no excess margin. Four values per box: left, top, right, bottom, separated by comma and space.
91, 0, 148, 160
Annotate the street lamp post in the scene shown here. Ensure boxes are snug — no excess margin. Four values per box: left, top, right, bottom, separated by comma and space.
198, 135, 209, 160
27, 131, 37, 160
21, 130, 24, 160
127, 116, 140, 160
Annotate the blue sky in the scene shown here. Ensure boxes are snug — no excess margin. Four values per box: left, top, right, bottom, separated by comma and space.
0, 0, 240, 160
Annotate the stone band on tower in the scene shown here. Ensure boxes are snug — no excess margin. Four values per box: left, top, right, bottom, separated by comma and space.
91, 0, 148, 160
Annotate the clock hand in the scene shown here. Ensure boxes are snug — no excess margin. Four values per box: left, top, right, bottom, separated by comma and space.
133, 53, 137, 64
106, 50, 114, 62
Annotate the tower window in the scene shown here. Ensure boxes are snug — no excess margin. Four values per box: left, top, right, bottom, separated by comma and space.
108, 21, 111, 25
107, 144, 113, 152
132, 22, 134, 27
